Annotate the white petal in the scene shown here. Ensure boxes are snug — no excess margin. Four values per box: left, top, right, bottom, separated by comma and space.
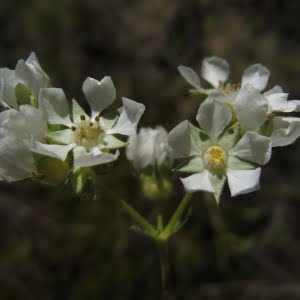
290, 100, 300, 112
168, 120, 199, 159
73, 146, 119, 167
26, 52, 45, 72
15, 59, 50, 98
178, 66, 201, 90
241, 63, 270, 91
201, 56, 230, 88
18, 105, 47, 141
271, 116, 300, 147
0, 68, 18, 108
227, 168, 261, 197
0, 136, 34, 181
196, 96, 232, 142
39, 88, 73, 127
31, 141, 76, 161
234, 84, 268, 131
82, 76, 116, 117
264, 85, 283, 96
180, 170, 215, 193
106, 97, 145, 136
229, 132, 271, 165
265, 93, 294, 113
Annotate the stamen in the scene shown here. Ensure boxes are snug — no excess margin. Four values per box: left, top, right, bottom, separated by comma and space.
80, 115, 86, 121
95, 116, 100, 122
71, 126, 76, 131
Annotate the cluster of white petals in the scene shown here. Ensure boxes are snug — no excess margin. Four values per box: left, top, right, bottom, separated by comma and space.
170, 56, 300, 201
32, 77, 145, 167
126, 126, 171, 170
0, 53, 145, 183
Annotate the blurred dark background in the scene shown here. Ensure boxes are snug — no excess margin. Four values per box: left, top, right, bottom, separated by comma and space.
1, 0, 300, 299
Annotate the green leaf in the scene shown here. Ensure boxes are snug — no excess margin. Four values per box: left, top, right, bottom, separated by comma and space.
15, 83, 37, 107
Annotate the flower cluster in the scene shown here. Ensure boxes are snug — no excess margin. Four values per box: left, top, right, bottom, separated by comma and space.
0, 53, 299, 202
0, 53, 145, 191
169, 56, 300, 201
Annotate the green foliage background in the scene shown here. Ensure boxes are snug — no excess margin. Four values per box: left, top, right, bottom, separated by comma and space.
0, 0, 300, 299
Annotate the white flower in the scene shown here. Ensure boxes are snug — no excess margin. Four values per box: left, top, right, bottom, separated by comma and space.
0, 105, 47, 181
168, 97, 272, 201
126, 126, 172, 170
32, 76, 145, 167
178, 56, 270, 97
0, 52, 50, 109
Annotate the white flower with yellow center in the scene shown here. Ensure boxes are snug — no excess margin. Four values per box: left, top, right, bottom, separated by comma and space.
31, 76, 145, 167
168, 97, 272, 202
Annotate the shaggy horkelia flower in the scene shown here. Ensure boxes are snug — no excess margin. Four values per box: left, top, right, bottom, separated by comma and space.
0, 52, 50, 109
32, 76, 145, 167
179, 56, 300, 147
178, 56, 270, 99
168, 97, 272, 202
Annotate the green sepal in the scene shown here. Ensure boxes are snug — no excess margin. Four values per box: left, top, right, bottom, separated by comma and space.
71, 167, 96, 195
189, 88, 209, 99
15, 83, 37, 107
175, 156, 204, 173
47, 124, 68, 133
101, 135, 128, 150
188, 122, 211, 151
32, 153, 70, 185
257, 116, 274, 137
100, 107, 122, 130
209, 173, 226, 203
217, 123, 241, 151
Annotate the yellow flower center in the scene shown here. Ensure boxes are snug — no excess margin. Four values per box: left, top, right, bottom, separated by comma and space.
72, 115, 104, 149
204, 146, 227, 174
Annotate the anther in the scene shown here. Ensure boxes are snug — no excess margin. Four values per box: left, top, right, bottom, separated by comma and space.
95, 116, 100, 122
89, 122, 93, 126
71, 126, 76, 131
80, 115, 86, 121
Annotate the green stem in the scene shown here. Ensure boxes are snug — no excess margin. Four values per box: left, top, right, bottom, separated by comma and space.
120, 198, 157, 237
157, 242, 174, 300
99, 183, 157, 238
159, 193, 192, 241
